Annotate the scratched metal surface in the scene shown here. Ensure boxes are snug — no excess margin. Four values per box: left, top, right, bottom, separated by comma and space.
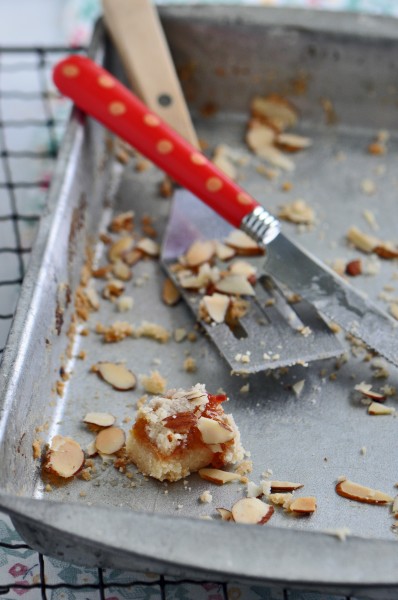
0, 8, 398, 591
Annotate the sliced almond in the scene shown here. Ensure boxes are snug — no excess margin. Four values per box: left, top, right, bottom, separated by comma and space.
336, 479, 393, 504
108, 236, 135, 263
112, 260, 132, 281
86, 440, 97, 457
392, 495, 398, 516
213, 150, 237, 180
354, 382, 386, 401
373, 244, 398, 260
256, 144, 295, 171
251, 95, 297, 131
162, 278, 181, 306
229, 260, 257, 280
368, 402, 395, 415
270, 480, 304, 492
93, 362, 136, 391
289, 496, 317, 514
124, 248, 143, 266
197, 417, 234, 444
346, 227, 378, 253
276, 133, 312, 152
278, 200, 315, 225
109, 210, 134, 233
185, 240, 215, 267
215, 241, 236, 261
224, 230, 263, 255
216, 274, 255, 296
202, 293, 230, 323
85, 287, 100, 311
103, 279, 125, 300
44, 435, 84, 479
231, 497, 274, 525
95, 427, 125, 455
199, 468, 241, 485
83, 412, 116, 427
246, 124, 275, 153
136, 237, 160, 257
216, 507, 234, 521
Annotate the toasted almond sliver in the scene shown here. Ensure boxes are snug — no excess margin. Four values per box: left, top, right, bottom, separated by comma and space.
216, 507, 234, 521
231, 497, 274, 525
256, 145, 295, 172
185, 240, 215, 267
109, 210, 134, 233
95, 427, 125, 455
112, 260, 132, 281
276, 133, 312, 151
392, 495, 398, 516
136, 238, 160, 257
197, 417, 234, 445
108, 236, 135, 263
224, 230, 263, 254
246, 124, 275, 152
270, 480, 304, 492
213, 151, 237, 180
216, 275, 255, 296
86, 440, 97, 457
229, 260, 257, 280
202, 293, 230, 324
93, 362, 136, 391
83, 412, 116, 427
85, 287, 100, 310
346, 226, 378, 253
368, 402, 395, 415
44, 435, 84, 479
251, 95, 298, 131
162, 278, 181, 306
199, 468, 241, 485
354, 382, 386, 401
289, 496, 317, 514
336, 479, 393, 504
215, 241, 236, 261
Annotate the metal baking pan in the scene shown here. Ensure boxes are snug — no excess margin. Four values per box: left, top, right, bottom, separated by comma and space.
1, 7, 398, 595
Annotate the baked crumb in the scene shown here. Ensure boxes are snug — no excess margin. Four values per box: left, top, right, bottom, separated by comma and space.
136, 321, 170, 343
32, 439, 42, 459
199, 490, 213, 504
183, 357, 197, 373
141, 370, 167, 395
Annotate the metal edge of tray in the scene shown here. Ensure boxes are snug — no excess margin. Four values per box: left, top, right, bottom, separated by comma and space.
0, 11, 397, 591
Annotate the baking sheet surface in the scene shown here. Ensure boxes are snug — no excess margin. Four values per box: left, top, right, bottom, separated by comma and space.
32, 115, 398, 541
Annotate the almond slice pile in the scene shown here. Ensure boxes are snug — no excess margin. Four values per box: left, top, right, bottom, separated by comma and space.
44, 435, 85, 479
246, 94, 312, 171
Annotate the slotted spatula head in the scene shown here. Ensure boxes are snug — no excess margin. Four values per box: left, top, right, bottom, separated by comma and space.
162, 190, 344, 374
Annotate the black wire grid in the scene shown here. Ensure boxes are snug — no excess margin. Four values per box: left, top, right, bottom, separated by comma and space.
0, 46, 384, 600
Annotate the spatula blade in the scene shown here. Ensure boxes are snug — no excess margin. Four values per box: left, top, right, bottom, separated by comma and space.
265, 233, 398, 366
162, 190, 344, 373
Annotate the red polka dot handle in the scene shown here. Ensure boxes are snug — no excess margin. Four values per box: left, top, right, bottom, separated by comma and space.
53, 55, 264, 230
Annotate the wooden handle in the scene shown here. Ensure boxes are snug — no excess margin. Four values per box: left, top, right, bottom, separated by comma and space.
53, 55, 260, 229
102, 0, 199, 147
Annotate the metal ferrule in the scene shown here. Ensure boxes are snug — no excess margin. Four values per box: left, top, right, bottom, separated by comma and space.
240, 206, 280, 247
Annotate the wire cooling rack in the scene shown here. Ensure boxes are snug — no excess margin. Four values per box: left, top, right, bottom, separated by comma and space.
0, 45, 388, 600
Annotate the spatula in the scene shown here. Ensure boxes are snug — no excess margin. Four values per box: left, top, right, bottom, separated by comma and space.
100, 0, 343, 373
53, 55, 398, 373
